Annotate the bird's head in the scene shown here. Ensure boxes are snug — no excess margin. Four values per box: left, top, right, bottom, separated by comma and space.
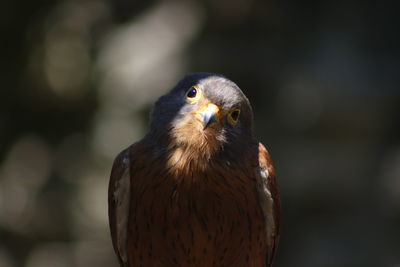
149, 73, 254, 166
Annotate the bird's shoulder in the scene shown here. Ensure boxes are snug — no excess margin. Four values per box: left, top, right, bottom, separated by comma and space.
257, 142, 278, 196
109, 141, 143, 197
109, 139, 150, 211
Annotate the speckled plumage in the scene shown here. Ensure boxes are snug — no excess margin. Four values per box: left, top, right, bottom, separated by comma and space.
109, 73, 280, 267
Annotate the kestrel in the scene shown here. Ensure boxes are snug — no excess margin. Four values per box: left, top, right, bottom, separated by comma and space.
109, 73, 280, 267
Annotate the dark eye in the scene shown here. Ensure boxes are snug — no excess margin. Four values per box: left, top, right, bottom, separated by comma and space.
228, 108, 240, 124
231, 110, 240, 121
185, 86, 201, 104
186, 87, 197, 98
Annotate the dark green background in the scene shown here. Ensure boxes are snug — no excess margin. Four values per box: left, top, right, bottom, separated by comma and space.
1, 0, 399, 266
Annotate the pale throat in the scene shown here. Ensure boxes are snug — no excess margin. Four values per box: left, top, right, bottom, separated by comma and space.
166, 118, 224, 174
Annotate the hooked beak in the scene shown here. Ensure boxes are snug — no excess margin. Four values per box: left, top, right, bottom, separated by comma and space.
199, 103, 220, 130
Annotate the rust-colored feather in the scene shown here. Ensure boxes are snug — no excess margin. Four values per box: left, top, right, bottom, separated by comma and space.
109, 140, 280, 267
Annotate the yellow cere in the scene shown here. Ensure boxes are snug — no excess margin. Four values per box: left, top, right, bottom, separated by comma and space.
195, 103, 220, 117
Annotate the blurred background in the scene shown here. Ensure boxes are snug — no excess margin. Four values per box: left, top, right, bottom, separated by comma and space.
1, 0, 399, 266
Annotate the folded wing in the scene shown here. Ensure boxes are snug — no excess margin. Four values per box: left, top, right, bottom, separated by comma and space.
108, 148, 131, 267
256, 143, 281, 267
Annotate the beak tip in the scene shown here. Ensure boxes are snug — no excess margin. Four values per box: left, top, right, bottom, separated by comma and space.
203, 115, 218, 129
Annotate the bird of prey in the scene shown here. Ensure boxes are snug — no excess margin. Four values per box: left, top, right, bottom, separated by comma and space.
108, 73, 280, 267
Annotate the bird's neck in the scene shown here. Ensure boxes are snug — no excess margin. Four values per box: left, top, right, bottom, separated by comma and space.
145, 131, 255, 176
146, 130, 219, 171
